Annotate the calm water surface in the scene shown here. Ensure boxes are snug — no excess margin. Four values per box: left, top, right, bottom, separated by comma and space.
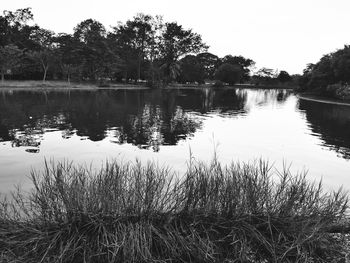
0, 88, 349, 192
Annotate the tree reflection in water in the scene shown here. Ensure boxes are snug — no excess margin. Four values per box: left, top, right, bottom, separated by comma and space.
2, 88, 350, 159
299, 99, 350, 159
0, 88, 249, 152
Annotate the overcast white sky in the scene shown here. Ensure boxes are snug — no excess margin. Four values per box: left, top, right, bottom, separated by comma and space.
2, 0, 350, 74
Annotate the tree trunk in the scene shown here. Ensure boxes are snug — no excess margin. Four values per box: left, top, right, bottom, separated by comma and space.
43, 66, 48, 83
137, 54, 141, 83
150, 60, 155, 87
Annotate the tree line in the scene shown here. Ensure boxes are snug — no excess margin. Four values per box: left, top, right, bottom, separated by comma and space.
299, 45, 350, 99
0, 8, 296, 87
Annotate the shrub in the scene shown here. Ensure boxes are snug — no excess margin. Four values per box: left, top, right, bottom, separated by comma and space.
322, 83, 350, 100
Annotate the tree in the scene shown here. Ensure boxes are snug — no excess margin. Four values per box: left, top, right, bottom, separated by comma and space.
74, 19, 116, 80
73, 19, 106, 44
127, 14, 155, 81
55, 33, 82, 83
222, 55, 255, 83
28, 28, 56, 82
196, 52, 220, 80
222, 55, 255, 68
330, 45, 350, 84
159, 22, 208, 83
111, 14, 163, 84
277, 70, 292, 83
251, 67, 277, 85
29, 49, 55, 82
307, 55, 334, 89
300, 45, 350, 91
0, 15, 9, 47
178, 55, 205, 84
256, 68, 275, 78
0, 44, 22, 83
111, 23, 138, 82
1, 8, 35, 48
3, 8, 33, 27
214, 63, 242, 85
144, 16, 164, 86
30, 27, 55, 49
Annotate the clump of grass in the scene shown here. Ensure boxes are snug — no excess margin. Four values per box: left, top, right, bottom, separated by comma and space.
0, 158, 348, 262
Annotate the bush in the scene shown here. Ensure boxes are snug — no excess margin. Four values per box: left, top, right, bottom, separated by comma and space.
322, 83, 350, 100
0, 158, 348, 262
318, 84, 350, 100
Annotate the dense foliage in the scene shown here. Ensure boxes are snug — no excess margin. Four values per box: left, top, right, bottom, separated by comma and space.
299, 45, 350, 99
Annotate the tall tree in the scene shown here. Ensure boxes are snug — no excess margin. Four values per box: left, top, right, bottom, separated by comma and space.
196, 52, 220, 80
28, 28, 55, 82
111, 23, 137, 82
159, 22, 208, 83
277, 70, 292, 83
111, 14, 159, 83
128, 14, 155, 81
178, 55, 205, 84
29, 49, 55, 82
73, 19, 112, 80
1, 8, 35, 48
214, 63, 242, 85
222, 55, 255, 83
55, 33, 82, 83
300, 45, 350, 91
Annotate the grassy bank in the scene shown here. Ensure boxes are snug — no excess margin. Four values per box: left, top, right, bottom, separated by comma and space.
0, 159, 349, 262
0, 80, 150, 90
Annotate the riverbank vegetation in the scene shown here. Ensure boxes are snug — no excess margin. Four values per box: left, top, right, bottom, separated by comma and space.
0, 158, 349, 262
0, 8, 297, 88
299, 45, 350, 100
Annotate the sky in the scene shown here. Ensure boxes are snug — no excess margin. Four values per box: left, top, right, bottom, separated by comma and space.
1, 0, 350, 74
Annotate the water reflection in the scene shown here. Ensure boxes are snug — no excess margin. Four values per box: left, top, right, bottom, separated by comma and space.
2, 88, 350, 161
299, 99, 350, 159
0, 88, 252, 152
244, 89, 290, 110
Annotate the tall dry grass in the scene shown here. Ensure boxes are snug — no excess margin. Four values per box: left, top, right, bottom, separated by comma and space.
0, 158, 348, 262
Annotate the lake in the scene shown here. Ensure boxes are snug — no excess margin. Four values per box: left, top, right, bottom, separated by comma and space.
0, 88, 349, 192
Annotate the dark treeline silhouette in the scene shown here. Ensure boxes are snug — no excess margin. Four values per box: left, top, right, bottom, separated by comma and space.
299, 45, 350, 99
0, 8, 296, 87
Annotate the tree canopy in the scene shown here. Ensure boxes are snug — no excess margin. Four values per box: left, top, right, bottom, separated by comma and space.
300, 45, 350, 91
214, 63, 242, 85
0, 8, 259, 86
